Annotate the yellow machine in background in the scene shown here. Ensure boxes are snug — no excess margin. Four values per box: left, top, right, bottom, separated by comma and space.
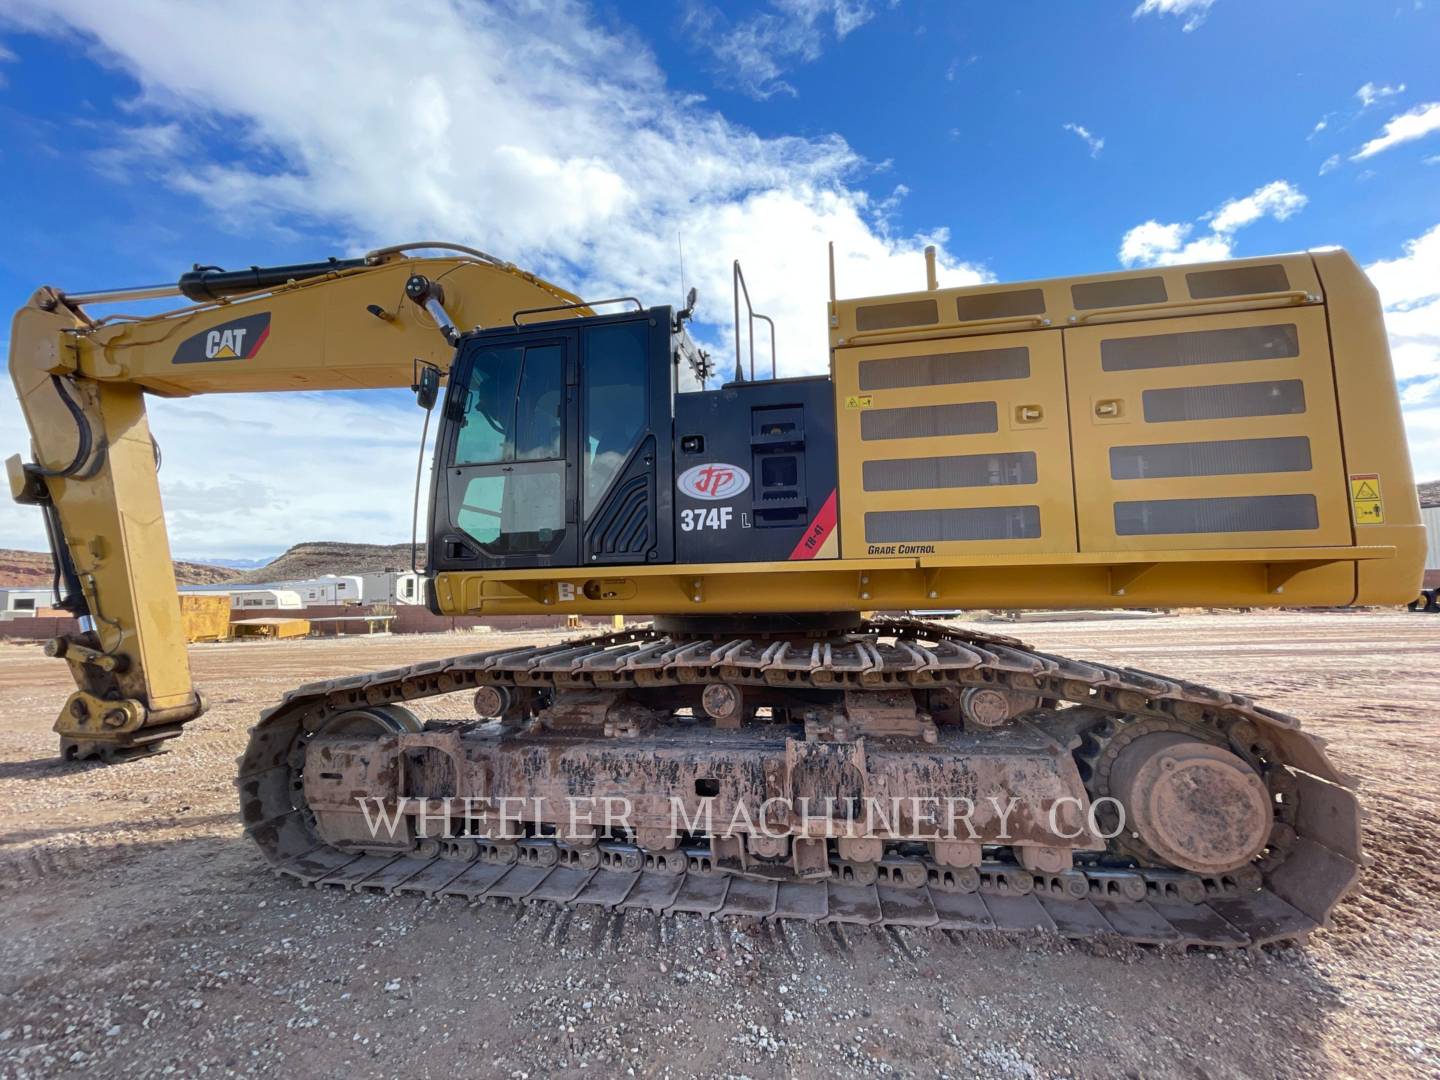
6, 240, 1423, 947
177, 594, 230, 643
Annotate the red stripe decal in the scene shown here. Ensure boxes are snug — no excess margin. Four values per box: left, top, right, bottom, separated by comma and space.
788, 489, 837, 560
245, 325, 271, 357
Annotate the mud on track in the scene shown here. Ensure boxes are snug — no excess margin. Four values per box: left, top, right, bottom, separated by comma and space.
1, 612, 1437, 1078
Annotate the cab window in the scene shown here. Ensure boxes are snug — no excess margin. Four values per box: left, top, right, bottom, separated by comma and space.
454, 344, 563, 465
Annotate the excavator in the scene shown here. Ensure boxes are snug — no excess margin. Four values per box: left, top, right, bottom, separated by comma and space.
8, 240, 1423, 947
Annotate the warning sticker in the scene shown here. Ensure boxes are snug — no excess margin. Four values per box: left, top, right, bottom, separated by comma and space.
844, 394, 873, 409
1349, 473, 1384, 525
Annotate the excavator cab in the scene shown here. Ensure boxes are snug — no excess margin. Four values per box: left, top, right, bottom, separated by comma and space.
425, 301, 841, 581
427, 306, 676, 573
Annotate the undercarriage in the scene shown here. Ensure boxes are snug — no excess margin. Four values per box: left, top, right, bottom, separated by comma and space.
238, 619, 1361, 948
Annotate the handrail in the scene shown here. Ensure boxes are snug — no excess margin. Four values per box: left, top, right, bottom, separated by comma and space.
512, 296, 639, 325
1067, 289, 1318, 325
839, 313, 1049, 348
733, 260, 777, 381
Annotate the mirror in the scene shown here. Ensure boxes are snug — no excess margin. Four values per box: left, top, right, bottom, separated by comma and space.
413, 363, 440, 410
676, 286, 699, 328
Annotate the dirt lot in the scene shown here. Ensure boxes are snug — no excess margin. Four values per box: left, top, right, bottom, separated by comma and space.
1, 612, 1437, 1079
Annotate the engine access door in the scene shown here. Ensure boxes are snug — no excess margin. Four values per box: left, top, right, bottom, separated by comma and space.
1064, 306, 1351, 551
834, 329, 1078, 558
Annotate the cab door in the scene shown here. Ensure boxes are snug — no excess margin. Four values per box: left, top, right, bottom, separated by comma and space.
433, 331, 579, 569
1064, 306, 1350, 551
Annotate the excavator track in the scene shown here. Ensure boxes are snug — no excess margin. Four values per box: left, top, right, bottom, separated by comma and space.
237, 620, 1362, 949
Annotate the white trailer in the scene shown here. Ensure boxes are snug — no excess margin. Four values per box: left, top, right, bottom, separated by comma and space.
230, 589, 304, 611
0, 586, 56, 617
359, 571, 426, 605
265, 575, 364, 606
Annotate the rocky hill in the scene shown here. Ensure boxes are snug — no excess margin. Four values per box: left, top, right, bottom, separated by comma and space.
0, 541, 421, 590
232, 541, 421, 584
0, 549, 243, 588
1419, 479, 1440, 509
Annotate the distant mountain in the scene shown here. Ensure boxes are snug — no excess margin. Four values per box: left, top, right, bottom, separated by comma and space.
232, 541, 422, 584
175, 555, 277, 570
0, 549, 244, 588
1419, 480, 1440, 509
0, 542, 419, 592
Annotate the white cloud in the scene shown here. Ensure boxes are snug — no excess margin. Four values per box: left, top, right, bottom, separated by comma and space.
1062, 122, 1104, 158
1352, 101, 1440, 160
1206, 180, 1306, 233
1404, 405, 1440, 481
0, 0, 987, 555
1319, 153, 1340, 175
1401, 375, 1440, 406
1365, 224, 1440, 476
1118, 180, 1306, 267
1119, 221, 1208, 266
90, 122, 185, 180
1132, 0, 1215, 32
685, 0, 878, 99
1366, 224, 1440, 309
1355, 81, 1405, 108
0, 384, 436, 556
1309, 117, 1329, 138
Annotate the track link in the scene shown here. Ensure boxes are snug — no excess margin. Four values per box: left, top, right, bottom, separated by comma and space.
237, 620, 1362, 950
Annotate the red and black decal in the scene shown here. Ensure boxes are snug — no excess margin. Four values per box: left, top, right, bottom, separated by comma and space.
172, 312, 271, 364
788, 489, 838, 560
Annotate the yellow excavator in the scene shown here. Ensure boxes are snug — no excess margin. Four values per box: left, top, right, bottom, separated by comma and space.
8, 240, 1422, 947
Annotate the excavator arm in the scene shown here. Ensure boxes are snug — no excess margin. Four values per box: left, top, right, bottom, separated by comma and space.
7, 244, 586, 760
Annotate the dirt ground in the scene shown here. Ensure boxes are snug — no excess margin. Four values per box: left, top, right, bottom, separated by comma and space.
1, 612, 1437, 1079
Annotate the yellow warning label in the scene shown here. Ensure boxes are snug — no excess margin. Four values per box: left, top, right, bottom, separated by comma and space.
845, 395, 873, 409
1349, 473, 1384, 525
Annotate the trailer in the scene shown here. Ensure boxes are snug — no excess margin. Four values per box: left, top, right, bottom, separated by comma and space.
264, 575, 364, 606
358, 570, 426, 605
229, 589, 304, 611
0, 586, 56, 618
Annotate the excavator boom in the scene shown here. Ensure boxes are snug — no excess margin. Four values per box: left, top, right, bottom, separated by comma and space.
8, 245, 587, 759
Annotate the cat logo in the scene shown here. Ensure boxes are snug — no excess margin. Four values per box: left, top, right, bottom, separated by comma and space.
172, 312, 271, 364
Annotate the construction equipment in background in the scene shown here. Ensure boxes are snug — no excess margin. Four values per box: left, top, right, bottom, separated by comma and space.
231, 618, 311, 640
177, 593, 230, 643
7, 240, 1423, 948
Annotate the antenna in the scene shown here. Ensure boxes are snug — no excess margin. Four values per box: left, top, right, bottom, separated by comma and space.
678, 232, 687, 311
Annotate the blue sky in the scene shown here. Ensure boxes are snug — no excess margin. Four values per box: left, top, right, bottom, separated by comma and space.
1, 0, 1438, 559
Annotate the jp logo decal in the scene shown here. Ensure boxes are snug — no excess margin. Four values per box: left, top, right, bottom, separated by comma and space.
172, 312, 272, 364
677, 462, 750, 501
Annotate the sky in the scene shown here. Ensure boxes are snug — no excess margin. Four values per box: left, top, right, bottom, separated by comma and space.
0, 0, 1437, 560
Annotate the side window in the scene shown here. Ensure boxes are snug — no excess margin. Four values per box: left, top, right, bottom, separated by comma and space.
515, 345, 564, 460
582, 321, 649, 513
454, 343, 564, 465
454, 346, 521, 465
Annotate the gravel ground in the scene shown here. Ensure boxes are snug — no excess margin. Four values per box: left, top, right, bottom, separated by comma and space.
1, 612, 1437, 1079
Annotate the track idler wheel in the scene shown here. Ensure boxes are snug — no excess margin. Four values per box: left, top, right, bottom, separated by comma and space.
959, 687, 1039, 729
1110, 732, 1273, 874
